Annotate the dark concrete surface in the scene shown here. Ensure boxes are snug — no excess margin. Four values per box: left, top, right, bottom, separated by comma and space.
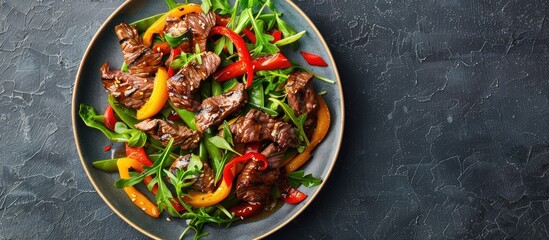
3, 0, 549, 239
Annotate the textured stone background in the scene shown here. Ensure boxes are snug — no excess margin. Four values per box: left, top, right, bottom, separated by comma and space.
3, 0, 549, 239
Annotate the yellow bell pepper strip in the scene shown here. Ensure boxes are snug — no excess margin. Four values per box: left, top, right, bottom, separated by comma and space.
184, 152, 268, 208
285, 94, 331, 173
184, 177, 232, 208
142, 4, 203, 46
116, 157, 160, 218
136, 67, 169, 120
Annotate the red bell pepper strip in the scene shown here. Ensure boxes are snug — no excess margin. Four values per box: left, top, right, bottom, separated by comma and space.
230, 202, 263, 219
282, 187, 308, 204
103, 106, 117, 131
213, 53, 291, 82
300, 51, 328, 67
223, 152, 268, 185
209, 26, 254, 88
271, 30, 282, 43
103, 145, 112, 152
242, 29, 257, 44
125, 143, 154, 167
167, 47, 182, 78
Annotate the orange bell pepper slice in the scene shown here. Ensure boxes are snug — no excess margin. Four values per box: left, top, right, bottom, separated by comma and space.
142, 4, 203, 46
117, 157, 160, 218
136, 67, 169, 120
284, 94, 331, 173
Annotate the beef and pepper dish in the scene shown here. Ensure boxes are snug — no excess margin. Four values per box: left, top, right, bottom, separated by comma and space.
78, 0, 333, 238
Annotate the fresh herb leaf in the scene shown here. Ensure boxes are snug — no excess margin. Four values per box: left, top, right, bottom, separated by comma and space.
164, 31, 191, 48
275, 30, 306, 47
171, 50, 203, 69
212, 0, 231, 14
313, 74, 336, 84
113, 122, 147, 148
241, 0, 268, 9
166, 154, 204, 202
203, 129, 225, 182
130, 13, 164, 33
287, 170, 322, 188
246, 9, 278, 55
120, 62, 128, 72
202, 0, 212, 13
247, 102, 279, 116
222, 121, 234, 147
209, 136, 241, 156
164, 0, 179, 10
151, 139, 181, 216
293, 65, 336, 84
79, 104, 147, 147
275, 11, 299, 49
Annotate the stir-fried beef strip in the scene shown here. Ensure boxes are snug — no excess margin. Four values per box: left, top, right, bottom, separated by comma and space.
163, 12, 216, 53
236, 160, 280, 204
169, 154, 216, 193
168, 52, 221, 111
195, 83, 248, 132
164, 17, 192, 66
115, 23, 162, 77
135, 119, 201, 150
100, 63, 153, 109
230, 109, 298, 148
261, 143, 286, 169
236, 144, 287, 204
285, 71, 319, 133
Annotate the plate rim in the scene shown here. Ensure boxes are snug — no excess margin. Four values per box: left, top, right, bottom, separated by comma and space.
71, 1, 345, 239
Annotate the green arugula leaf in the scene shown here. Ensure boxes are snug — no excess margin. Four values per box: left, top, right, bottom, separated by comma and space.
130, 13, 164, 33
222, 121, 234, 147
287, 170, 322, 188
166, 154, 204, 202
79, 104, 146, 147
246, 9, 278, 55
113, 122, 147, 148
247, 102, 279, 116
171, 50, 203, 69
164, 31, 191, 48
275, 30, 306, 47
202, 0, 212, 13
209, 136, 241, 156
275, 11, 299, 49
120, 62, 128, 72
164, 0, 179, 10
212, 0, 231, 14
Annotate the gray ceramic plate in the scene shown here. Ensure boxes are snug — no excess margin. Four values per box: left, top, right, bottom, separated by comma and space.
72, 1, 344, 239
